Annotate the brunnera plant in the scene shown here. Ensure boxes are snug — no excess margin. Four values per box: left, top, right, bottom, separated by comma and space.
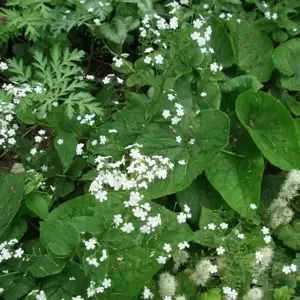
1, 0, 300, 299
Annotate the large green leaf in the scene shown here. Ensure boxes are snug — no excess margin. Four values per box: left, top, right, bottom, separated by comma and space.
206, 129, 264, 218
236, 91, 300, 170
54, 131, 77, 172
40, 220, 80, 256
230, 20, 273, 82
0, 173, 25, 238
100, 17, 128, 44
25, 192, 49, 220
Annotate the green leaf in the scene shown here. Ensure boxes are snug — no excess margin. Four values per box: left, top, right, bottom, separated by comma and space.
236, 91, 300, 170
54, 131, 77, 172
206, 130, 264, 218
274, 286, 295, 300
273, 39, 300, 76
193, 229, 223, 248
40, 220, 80, 256
211, 18, 235, 67
200, 288, 222, 300
25, 192, 49, 220
230, 20, 273, 82
100, 17, 128, 44
70, 216, 103, 234
276, 220, 300, 250
0, 173, 25, 238
222, 75, 263, 94
28, 254, 67, 277
282, 93, 300, 116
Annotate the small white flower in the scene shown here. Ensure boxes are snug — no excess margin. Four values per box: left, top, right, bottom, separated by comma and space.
250, 203, 257, 209
155, 54, 164, 64
167, 94, 175, 101
94, 18, 101, 26
144, 56, 152, 64
200, 92, 207, 97
177, 212, 187, 224
142, 287, 154, 299
178, 241, 189, 250
290, 263, 297, 272
264, 235, 272, 244
41, 165, 48, 172
121, 222, 134, 233
265, 11, 271, 19
113, 214, 123, 227
157, 255, 167, 264
261, 226, 269, 235
208, 223, 216, 230
162, 110, 171, 119
193, 19, 204, 29
30, 148, 37, 156
220, 222, 228, 229
14, 248, 24, 258
102, 278, 112, 288
176, 136, 182, 143
163, 243, 172, 253
272, 13, 278, 20
57, 139, 64, 145
237, 233, 245, 239
88, 7, 94, 12
84, 238, 97, 250
216, 246, 225, 255
282, 265, 291, 274
169, 16, 179, 30
208, 264, 218, 274
178, 160, 185, 165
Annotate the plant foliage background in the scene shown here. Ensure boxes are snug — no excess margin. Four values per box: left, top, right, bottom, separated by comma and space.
1, 0, 300, 299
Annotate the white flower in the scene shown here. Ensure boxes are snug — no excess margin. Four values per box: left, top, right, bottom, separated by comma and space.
14, 248, 24, 258
102, 278, 112, 288
86, 257, 99, 267
143, 287, 154, 299
177, 212, 187, 224
57, 139, 64, 145
193, 18, 204, 29
162, 110, 171, 119
88, 7, 94, 12
250, 204, 257, 209
261, 226, 269, 235
290, 263, 297, 272
30, 148, 37, 156
200, 92, 207, 97
157, 256, 167, 264
169, 17, 179, 30
237, 233, 245, 239
121, 222, 134, 233
140, 225, 151, 234
178, 241, 189, 250
265, 11, 271, 19
117, 77, 123, 84
144, 56, 152, 64
113, 214, 123, 227
282, 265, 291, 274
176, 136, 182, 143
144, 47, 153, 53
84, 238, 97, 250
155, 54, 164, 64
178, 160, 185, 165
108, 129, 118, 133
220, 222, 228, 229
216, 246, 225, 255
272, 13, 278, 20
103, 76, 111, 84
99, 135, 107, 145
167, 94, 175, 101
163, 243, 172, 253
208, 264, 218, 274
94, 18, 101, 26
76, 143, 84, 155
264, 235, 272, 244
207, 223, 216, 230
41, 165, 48, 172
113, 57, 123, 68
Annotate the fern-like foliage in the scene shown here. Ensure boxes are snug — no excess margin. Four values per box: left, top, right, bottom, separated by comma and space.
7, 45, 103, 119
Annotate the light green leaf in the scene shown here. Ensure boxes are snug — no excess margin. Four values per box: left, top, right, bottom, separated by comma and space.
25, 192, 49, 220
40, 220, 80, 256
273, 286, 295, 300
276, 220, 300, 250
230, 20, 273, 82
54, 131, 77, 172
193, 229, 223, 248
70, 216, 103, 234
236, 91, 300, 170
28, 254, 67, 277
200, 288, 222, 300
0, 173, 25, 238
100, 17, 128, 44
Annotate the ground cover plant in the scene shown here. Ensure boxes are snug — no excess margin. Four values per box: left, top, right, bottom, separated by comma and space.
1, 0, 300, 299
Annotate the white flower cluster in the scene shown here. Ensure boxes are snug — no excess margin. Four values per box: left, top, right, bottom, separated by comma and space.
34, 130, 47, 144
282, 263, 297, 275
223, 286, 238, 300
0, 239, 24, 263
76, 74, 95, 81
190, 17, 214, 54
86, 249, 108, 267
162, 90, 185, 126
177, 204, 192, 223
0, 100, 18, 148
203, 222, 228, 230
87, 278, 112, 298
28, 289, 46, 300
190, 259, 218, 286
0, 58, 8, 71
261, 2, 278, 20
142, 286, 154, 299
219, 12, 233, 21
210, 61, 223, 73
77, 114, 95, 126
102, 73, 123, 85
268, 169, 300, 229
89, 145, 174, 234
3, 82, 46, 97
261, 226, 272, 244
